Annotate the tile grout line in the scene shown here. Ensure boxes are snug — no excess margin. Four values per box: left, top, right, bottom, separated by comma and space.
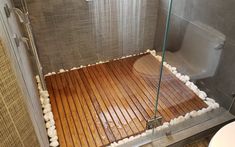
0, 92, 25, 147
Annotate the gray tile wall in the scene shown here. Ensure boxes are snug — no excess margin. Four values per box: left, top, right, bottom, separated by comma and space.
26, 0, 159, 73
156, 0, 235, 113
19, 0, 235, 112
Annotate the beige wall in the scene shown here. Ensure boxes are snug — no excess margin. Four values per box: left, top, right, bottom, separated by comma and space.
0, 39, 40, 147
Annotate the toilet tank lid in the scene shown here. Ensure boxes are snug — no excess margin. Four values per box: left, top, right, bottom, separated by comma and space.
190, 21, 226, 43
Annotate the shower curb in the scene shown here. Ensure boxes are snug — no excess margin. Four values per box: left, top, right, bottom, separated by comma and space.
39, 49, 219, 147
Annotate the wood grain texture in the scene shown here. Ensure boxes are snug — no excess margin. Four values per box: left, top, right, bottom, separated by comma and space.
45, 53, 207, 147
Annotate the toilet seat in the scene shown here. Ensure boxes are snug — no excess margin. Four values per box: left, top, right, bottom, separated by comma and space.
209, 121, 235, 147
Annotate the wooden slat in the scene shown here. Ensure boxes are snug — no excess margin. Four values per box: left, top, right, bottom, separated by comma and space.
144, 55, 207, 110
79, 68, 130, 138
59, 73, 90, 147
126, 54, 200, 118
72, 70, 121, 141
120, 57, 173, 121
172, 77, 207, 109
139, 56, 189, 115
98, 63, 150, 123
66, 71, 113, 145
92, 64, 146, 129
68, 71, 110, 146
143, 55, 200, 111
45, 77, 67, 147
45, 53, 208, 147
54, 74, 82, 146
106, 61, 155, 118
88, 65, 143, 133
115, 57, 176, 121
49, 76, 75, 147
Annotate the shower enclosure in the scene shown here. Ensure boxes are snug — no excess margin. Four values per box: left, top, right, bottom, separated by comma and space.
7, 0, 235, 146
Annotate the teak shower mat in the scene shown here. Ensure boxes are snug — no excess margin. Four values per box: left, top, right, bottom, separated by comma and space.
43, 52, 212, 147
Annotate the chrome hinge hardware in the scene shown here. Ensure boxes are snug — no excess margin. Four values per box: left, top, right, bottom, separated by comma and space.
13, 34, 20, 47
146, 116, 162, 130
4, 4, 11, 18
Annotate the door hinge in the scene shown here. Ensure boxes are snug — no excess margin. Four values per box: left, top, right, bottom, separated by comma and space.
4, 4, 11, 18
146, 116, 162, 130
13, 34, 20, 47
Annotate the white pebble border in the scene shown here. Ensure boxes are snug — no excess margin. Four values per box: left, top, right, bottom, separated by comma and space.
36, 75, 59, 147
44, 53, 145, 77
41, 49, 219, 147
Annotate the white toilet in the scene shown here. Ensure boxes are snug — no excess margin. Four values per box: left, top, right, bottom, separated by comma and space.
162, 21, 226, 80
209, 121, 235, 147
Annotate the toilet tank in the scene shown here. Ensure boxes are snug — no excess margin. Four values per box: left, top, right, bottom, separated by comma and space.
178, 21, 226, 79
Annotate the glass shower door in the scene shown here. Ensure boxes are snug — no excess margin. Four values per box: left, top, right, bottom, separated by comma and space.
148, 0, 233, 146
155, 0, 173, 121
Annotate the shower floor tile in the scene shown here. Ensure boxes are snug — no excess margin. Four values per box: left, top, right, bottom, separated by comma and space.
45, 53, 207, 147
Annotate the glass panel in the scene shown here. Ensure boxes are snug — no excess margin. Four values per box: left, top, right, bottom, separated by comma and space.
14, 0, 164, 146
151, 0, 234, 144
12, 0, 235, 146
155, 0, 173, 118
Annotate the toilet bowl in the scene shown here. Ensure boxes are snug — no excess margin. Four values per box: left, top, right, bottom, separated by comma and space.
161, 21, 226, 80
209, 121, 235, 147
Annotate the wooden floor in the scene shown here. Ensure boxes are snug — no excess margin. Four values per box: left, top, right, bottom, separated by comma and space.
45, 53, 207, 147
